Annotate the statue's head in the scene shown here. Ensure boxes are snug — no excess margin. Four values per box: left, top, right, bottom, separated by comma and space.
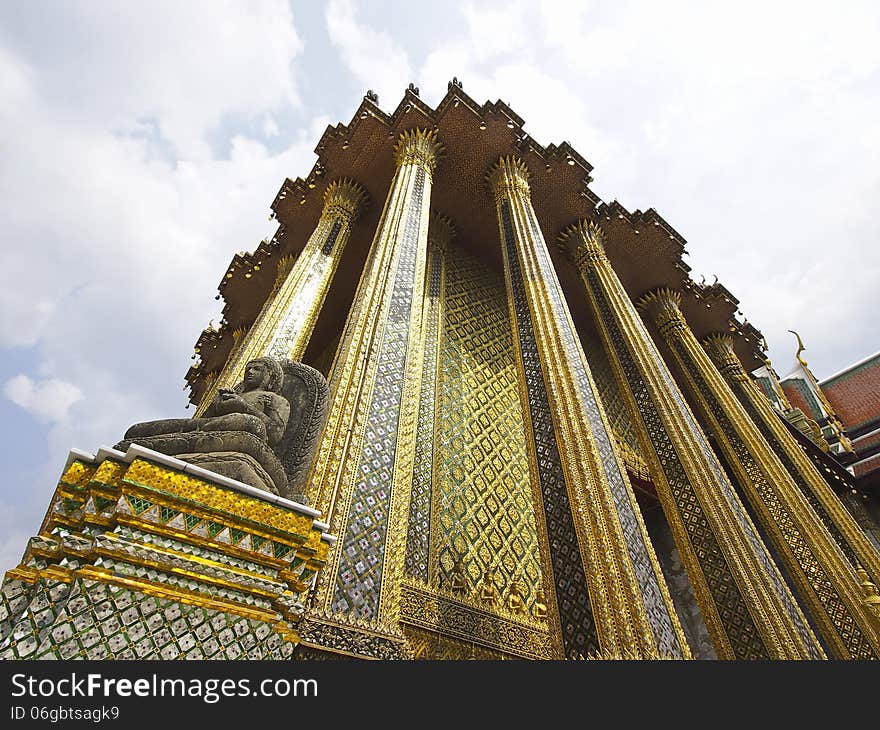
242, 357, 284, 393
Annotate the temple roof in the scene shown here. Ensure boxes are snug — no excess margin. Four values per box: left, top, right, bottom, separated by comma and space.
186, 82, 764, 403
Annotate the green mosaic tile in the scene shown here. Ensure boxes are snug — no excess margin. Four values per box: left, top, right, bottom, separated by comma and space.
127, 496, 153, 516
95, 496, 116, 512
62, 498, 82, 513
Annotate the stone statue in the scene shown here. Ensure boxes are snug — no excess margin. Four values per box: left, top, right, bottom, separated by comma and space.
118, 357, 329, 503
125, 358, 290, 446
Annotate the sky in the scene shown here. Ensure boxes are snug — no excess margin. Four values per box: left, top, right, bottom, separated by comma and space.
1, 1, 878, 573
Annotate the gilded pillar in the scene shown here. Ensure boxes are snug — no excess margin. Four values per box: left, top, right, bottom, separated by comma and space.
702, 333, 880, 656
488, 157, 688, 659
722, 342, 880, 577
634, 287, 824, 659
304, 130, 440, 637
197, 179, 367, 414
405, 212, 452, 582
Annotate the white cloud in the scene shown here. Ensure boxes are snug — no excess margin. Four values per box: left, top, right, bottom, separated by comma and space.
263, 116, 280, 138
7, 1, 305, 161
325, 0, 412, 103
0, 3, 326, 564
4, 375, 83, 424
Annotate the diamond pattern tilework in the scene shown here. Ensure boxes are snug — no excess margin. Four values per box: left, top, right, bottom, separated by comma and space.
586, 269, 769, 659
500, 201, 598, 658
522, 206, 682, 656
669, 337, 822, 657
433, 245, 543, 609
735, 384, 859, 567
676, 347, 855, 657
320, 218, 343, 256
0, 577, 38, 648
0, 578, 294, 660
582, 336, 644, 461
405, 247, 442, 580
332, 167, 426, 619
266, 219, 341, 361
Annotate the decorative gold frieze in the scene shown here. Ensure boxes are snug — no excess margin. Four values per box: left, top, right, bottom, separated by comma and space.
398, 579, 554, 659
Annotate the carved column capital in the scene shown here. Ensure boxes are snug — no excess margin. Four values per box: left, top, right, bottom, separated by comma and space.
427, 211, 455, 256
394, 128, 443, 176
703, 333, 749, 382
557, 219, 608, 271
637, 288, 686, 337
322, 178, 368, 224
486, 155, 530, 204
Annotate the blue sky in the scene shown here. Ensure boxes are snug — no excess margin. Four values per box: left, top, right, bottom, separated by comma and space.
2, 0, 879, 572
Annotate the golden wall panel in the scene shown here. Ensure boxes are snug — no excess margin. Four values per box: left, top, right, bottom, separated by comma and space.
431, 244, 544, 611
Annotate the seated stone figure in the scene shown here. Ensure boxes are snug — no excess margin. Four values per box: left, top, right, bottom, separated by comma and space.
125, 358, 290, 447
119, 356, 333, 500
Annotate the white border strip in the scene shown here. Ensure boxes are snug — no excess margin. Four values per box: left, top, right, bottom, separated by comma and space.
820, 350, 880, 385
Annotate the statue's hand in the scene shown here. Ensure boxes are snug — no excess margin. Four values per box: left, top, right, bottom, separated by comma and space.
217, 391, 248, 413
258, 393, 275, 410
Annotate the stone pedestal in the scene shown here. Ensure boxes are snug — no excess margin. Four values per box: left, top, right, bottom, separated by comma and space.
0, 444, 333, 659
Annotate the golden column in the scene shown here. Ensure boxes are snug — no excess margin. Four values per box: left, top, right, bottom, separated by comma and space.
488, 157, 689, 660
716, 339, 880, 579
635, 288, 824, 658
197, 178, 367, 414
405, 212, 452, 583
303, 130, 440, 646
559, 221, 855, 658
702, 333, 880, 655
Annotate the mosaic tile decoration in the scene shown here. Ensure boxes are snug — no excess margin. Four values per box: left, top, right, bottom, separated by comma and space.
675, 347, 858, 658
432, 244, 544, 610
734, 383, 859, 567
332, 167, 426, 619
521, 207, 683, 657
405, 245, 442, 580
1, 577, 295, 660
582, 335, 646, 468
320, 219, 344, 256
585, 268, 769, 659
500, 200, 598, 658
669, 336, 823, 658
266, 217, 344, 361
0, 576, 39, 647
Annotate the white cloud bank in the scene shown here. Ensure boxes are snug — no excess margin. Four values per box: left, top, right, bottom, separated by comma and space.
0, 1, 324, 572
3, 375, 83, 424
